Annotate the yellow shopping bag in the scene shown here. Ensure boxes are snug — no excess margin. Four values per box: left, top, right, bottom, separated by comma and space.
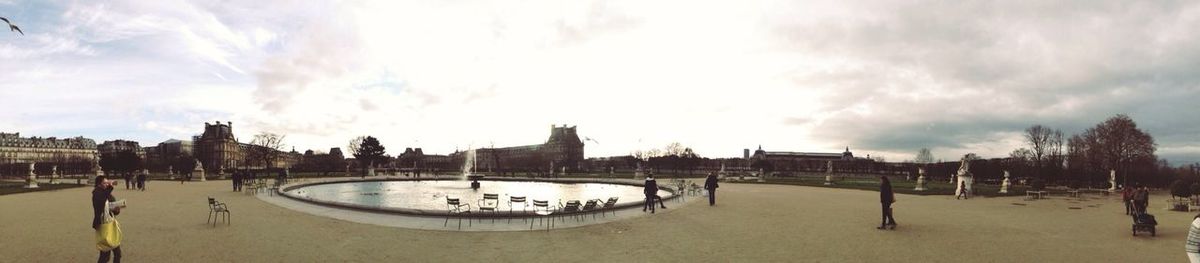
95, 219, 122, 251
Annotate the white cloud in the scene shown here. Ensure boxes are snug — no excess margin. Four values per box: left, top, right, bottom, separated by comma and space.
1, 0, 1198, 165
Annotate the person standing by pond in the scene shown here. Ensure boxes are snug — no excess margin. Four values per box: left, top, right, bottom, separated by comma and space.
644, 174, 659, 213
878, 176, 897, 230
704, 172, 719, 206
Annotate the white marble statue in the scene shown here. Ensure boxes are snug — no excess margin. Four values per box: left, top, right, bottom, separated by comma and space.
999, 171, 1011, 194
1108, 170, 1117, 192
91, 156, 104, 184
194, 159, 207, 181
25, 162, 39, 188
914, 167, 927, 191
824, 160, 834, 185
954, 153, 976, 198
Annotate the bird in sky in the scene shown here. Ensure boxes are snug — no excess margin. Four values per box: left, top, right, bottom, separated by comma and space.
584, 137, 599, 144
1, 17, 24, 35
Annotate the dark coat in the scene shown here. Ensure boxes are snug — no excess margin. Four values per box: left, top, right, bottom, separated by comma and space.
704, 175, 719, 190
91, 187, 116, 229
880, 181, 895, 204
644, 178, 658, 196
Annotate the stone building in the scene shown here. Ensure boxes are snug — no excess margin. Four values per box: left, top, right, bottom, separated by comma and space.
0, 132, 98, 176
142, 139, 194, 173
454, 125, 585, 173
748, 146, 866, 174
193, 121, 241, 172
98, 140, 145, 158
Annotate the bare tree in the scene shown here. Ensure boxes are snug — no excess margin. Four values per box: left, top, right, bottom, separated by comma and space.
1024, 124, 1065, 179
663, 142, 686, 156
914, 148, 934, 164
249, 132, 287, 169
348, 136, 365, 160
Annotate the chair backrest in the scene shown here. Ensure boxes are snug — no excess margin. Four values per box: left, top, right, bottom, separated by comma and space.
583, 200, 598, 210
447, 198, 461, 206
562, 200, 581, 212
603, 197, 618, 208
483, 193, 499, 200
511, 196, 526, 203
533, 200, 550, 211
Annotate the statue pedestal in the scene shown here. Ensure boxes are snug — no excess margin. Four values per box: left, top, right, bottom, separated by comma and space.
999, 178, 1010, 194
197, 170, 207, 181
25, 174, 39, 189
955, 176, 974, 198
914, 175, 926, 191
824, 174, 833, 185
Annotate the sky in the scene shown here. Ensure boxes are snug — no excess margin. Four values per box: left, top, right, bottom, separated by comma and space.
2, 0, 1198, 165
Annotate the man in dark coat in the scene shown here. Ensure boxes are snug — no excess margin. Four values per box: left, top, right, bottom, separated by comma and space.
704, 172, 719, 206
136, 172, 146, 191
232, 170, 241, 192
879, 176, 897, 229
644, 174, 659, 213
92, 176, 122, 262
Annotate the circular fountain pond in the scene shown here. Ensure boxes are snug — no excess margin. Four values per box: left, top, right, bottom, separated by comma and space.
281, 178, 673, 216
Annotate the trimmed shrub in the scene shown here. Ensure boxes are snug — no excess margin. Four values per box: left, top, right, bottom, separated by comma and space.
1170, 179, 1192, 198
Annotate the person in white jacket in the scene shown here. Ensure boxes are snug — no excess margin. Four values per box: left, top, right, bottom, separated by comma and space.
1187, 214, 1200, 263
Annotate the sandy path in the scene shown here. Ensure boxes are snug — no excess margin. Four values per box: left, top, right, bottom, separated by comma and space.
0, 179, 1189, 262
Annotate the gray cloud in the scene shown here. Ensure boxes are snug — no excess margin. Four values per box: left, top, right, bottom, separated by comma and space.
772, 0, 1200, 164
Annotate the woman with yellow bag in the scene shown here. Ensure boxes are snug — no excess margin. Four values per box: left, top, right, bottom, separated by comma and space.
92, 175, 123, 262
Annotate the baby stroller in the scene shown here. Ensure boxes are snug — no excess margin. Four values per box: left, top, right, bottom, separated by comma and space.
1131, 213, 1157, 236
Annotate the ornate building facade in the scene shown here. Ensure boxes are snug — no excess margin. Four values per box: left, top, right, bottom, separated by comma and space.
454, 125, 586, 173
191, 122, 300, 172
98, 140, 145, 158
0, 132, 98, 175
193, 122, 240, 172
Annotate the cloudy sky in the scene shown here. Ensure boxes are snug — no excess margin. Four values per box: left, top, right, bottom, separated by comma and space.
2, 0, 1198, 165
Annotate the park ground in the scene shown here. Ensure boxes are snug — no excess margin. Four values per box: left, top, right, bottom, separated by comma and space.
0, 177, 1192, 262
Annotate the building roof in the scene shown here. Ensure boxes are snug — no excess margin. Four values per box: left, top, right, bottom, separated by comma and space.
763, 152, 844, 158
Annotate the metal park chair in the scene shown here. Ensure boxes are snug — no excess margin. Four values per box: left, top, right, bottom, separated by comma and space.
478, 193, 500, 223
207, 197, 230, 227
445, 197, 472, 230
508, 196, 528, 223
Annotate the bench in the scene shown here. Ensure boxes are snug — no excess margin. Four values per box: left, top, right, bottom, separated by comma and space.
1025, 190, 1048, 200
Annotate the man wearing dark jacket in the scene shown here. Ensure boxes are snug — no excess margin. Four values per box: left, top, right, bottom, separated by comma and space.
92, 176, 122, 262
644, 174, 659, 213
704, 173, 719, 206
879, 176, 897, 230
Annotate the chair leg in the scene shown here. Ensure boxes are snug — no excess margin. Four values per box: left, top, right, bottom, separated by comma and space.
445, 216, 449, 227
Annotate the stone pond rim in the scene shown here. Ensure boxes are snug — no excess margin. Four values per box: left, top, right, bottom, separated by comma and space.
276, 177, 681, 218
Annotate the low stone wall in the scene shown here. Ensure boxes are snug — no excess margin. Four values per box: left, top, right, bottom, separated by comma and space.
277, 177, 680, 218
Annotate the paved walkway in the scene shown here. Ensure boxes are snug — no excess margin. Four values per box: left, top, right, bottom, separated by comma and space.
0, 178, 1191, 262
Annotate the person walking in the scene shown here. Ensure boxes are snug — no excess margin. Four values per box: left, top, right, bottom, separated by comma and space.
704, 172, 719, 206
123, 173, 133, 190
643, 174, 659, 213
92, 176, 123, 262
232, 170, 242, 192
878, 176, 897, 230
135, 172, 146, 191
1133, 184, 1150, 214
1187, 213, 1200, 263
1122, 186, 1135, 215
